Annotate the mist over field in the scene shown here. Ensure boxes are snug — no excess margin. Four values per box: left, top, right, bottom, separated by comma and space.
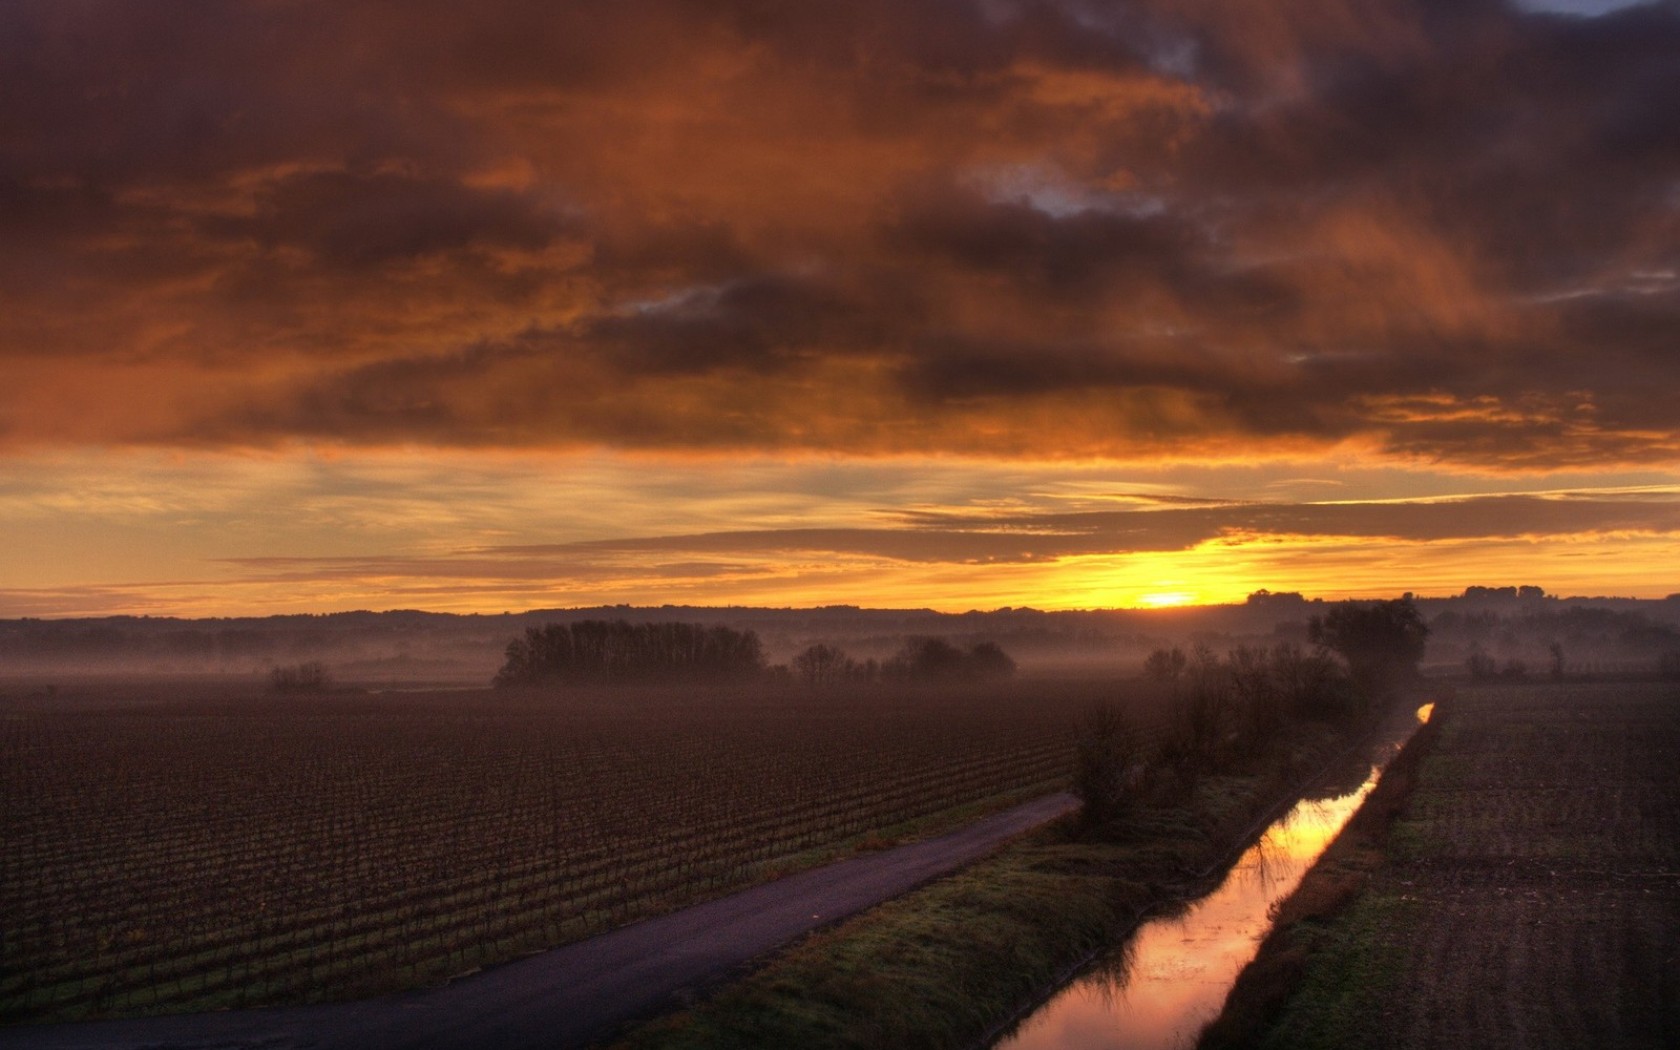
4, 588, 1677, 690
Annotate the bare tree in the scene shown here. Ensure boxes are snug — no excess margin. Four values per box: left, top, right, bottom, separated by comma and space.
793, 643, 849, 687
1073, 704, 1141, 827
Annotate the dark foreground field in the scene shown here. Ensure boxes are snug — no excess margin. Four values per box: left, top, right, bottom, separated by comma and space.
0, 793, 1078, 1050
0, 676, 1143, 1024
1207, 679, 1680, 1049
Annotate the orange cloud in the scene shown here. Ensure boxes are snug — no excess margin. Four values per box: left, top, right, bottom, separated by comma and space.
1, 1, 1673, 471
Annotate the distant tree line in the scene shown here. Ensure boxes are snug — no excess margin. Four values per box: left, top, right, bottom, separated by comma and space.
1433, 604, 1680, 673
1461, 584, 1549, 602
789, 636, 1016, 687
494, 620, 765, 686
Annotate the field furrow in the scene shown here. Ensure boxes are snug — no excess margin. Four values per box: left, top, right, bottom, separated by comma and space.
1, 679, 1150, 1022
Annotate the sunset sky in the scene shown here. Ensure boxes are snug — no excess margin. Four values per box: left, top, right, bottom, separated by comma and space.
3, 0, 1678, 617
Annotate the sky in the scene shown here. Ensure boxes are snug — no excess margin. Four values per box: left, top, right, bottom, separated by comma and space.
2, 0, 1678, 617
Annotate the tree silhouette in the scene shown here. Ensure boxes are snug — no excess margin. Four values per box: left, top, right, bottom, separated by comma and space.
793, 643, 855, 686
1072, 703, 1139, 827
270, 661, 330, 693
494, 620, 764, 686
886, 637, 1016, 681
1309, 597, 1429, 700
1143, 646, 1187, 682
966, 641, 1016, 679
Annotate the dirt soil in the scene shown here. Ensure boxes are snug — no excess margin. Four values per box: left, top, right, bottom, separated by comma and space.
1248, 680, 1680, 1049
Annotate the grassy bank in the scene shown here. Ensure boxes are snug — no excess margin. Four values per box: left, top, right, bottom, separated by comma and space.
1198, 680, 1680, 1050
606, 715, 1381, 1050
1196, 700, 1444, 1050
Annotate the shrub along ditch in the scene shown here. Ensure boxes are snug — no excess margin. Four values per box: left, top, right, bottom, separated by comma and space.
610, 642, 1422, 1050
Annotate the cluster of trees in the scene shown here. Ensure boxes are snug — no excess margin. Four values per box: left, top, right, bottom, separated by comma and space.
493, 620, 765, 686
269, 661, 331, 693
1142, 642, 1355, 773
886, 637, 1016, 682
1461, 584, 1548, 602
790, 636, 1016, 687
790, 643, 878, 687
1142, 596, 1430, 708
1076, 598, 1430, 827
1307, 598, 1430, 700
494, 623, 1019, 689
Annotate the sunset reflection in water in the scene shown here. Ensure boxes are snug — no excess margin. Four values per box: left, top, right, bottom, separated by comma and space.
995, 709, 1429, 1050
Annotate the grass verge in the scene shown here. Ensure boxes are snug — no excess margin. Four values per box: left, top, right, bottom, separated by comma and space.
604, 719, 1375, 1050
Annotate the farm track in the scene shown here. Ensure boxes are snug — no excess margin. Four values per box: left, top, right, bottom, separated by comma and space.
0, 791, 1081, 1050
1253, 680, 1680, 1049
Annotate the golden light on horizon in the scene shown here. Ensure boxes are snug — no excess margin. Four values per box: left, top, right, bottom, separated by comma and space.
1138, 591, 1197, 608
3, 456, 1677, 616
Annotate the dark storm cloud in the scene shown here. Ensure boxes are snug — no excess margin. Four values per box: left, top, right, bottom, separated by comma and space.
897, 334, 1197, 402
590, 222, 760, 290
581, 275, 885, 373
200, 270, 894, 443
888, 185, 1221, 302
0, 2, 471, 181
1171, 0, 1680, 289
2, 0, 1677, 468
206, 170, 577, 269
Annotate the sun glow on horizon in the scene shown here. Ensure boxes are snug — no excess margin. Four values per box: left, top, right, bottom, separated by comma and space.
1138, 591, 1197, 608
0, 450, 1676, 618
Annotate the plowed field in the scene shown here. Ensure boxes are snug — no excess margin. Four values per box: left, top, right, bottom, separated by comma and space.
1254, 680, 1680, 1049
1, 680, 1132, 1023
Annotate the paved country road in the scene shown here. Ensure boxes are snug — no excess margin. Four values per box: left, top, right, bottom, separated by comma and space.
3, 792, 1078, 1050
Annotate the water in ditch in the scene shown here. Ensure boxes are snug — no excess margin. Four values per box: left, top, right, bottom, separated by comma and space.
992, 703, 1433, 1050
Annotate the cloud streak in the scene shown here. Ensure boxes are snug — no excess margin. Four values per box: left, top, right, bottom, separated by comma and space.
3, 443, 1675, 615
112, 487, 1658, 615
215, 491, 1680, 577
